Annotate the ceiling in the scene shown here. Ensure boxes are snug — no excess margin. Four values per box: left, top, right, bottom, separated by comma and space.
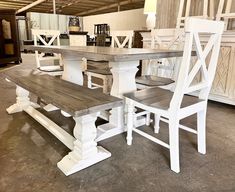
0, 0, 145, 16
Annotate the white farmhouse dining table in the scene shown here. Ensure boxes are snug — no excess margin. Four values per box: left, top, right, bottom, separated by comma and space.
26, 45, 183, 141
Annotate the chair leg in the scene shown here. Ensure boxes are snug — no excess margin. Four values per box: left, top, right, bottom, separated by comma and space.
146, 112, 150, 126
126, 100, 134, 146
103, 76, 109, 94
169, 118, 180, 173
197, 109, 206, 154
87, 73, 92, 89
154, 114, 160, 133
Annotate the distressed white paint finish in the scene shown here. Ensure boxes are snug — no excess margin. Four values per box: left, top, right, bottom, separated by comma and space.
7, 86, 31, 114
57, 113, 111, 176
110, 30, 134, 48
143, 28, 185, 81
6, 85, 40, 114
96, 60, 139, 142
87, 71, 112, 94
32, 29, 63, 74
61, 57, 84, 86
126, 18, 224, 173
86, 30, 134, 94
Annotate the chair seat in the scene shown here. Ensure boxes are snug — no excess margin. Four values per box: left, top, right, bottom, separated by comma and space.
38, 65, 63, 72
124, 87, 202, 110
136, 75, 174, 87
86, 68, 112, 75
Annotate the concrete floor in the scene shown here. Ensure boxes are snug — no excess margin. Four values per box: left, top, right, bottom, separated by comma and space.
0, 54, 235, 192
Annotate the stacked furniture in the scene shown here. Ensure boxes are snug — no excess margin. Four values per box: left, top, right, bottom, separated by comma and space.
0, 9, 21, 66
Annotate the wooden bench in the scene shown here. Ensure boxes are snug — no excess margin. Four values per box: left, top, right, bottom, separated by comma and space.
4, 69, 123, 176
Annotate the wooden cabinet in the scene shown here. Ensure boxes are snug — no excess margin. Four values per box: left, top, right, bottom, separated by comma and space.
0, 9, 21, 65
141, 31, 235, 105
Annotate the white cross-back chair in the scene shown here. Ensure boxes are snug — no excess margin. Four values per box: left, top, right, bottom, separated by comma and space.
125, 18, 224, 173
177, 0, 209, 29
216, 0, 235, 30
86, 30, 134, 94
32, 29, 63, 76
136, 28, 185, 90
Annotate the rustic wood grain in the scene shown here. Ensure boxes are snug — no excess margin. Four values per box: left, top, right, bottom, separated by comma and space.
135, 75, 174, 86
4, 69, 123, 117
124, 87, 201, 110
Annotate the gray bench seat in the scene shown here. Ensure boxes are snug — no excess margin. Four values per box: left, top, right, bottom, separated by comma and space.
5, 68, 123, 176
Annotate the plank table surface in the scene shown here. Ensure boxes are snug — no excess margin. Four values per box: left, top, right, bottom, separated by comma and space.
25, 45, 184, 62
4, 69, 123, 117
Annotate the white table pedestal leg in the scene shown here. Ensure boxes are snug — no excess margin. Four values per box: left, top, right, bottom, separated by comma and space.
62, 57, 84, 86
96, 61, 139, 142
7, 85, 39, 114
57, 113, 111, 176
61, 56, 85, 117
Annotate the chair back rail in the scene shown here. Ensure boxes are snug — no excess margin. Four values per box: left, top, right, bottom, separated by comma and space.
110, 30, 134, 48
170, 18, 224, 111
32, 29, 62, 69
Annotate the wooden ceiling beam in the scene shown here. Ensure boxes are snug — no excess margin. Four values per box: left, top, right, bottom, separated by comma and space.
16, 0, 47, 14
75, 0, 143, 16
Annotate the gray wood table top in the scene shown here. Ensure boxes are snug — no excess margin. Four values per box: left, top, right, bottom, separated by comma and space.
25, 45, 184, 62
4, 69, 123, 117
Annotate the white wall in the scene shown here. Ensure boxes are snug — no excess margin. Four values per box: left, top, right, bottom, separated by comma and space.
27, 12, 82, 33
83, 8, 147, 35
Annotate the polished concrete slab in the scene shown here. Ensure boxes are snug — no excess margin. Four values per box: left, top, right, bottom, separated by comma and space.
0, 54, 235, 192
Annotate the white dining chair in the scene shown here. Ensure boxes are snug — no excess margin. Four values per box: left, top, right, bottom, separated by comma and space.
124, 18, 224, 173
32, 29, 63, 76
136, 28, 185, 90
86, 30, 134, 94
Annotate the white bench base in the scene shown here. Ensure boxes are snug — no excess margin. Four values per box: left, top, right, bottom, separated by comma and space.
7, 85, 112, 176
58, 146, 111, 176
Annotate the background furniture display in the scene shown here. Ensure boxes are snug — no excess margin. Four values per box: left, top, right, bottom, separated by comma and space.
176, 0, 209, 28
216, 0, 235, 30
0, 9, 21, 66
94, 23, 110, 35
125, 18, 224, 173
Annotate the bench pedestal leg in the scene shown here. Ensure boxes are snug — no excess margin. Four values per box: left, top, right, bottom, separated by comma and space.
7, 85, 40, 114
7, 86, 31, 114
57, 113, 111, 176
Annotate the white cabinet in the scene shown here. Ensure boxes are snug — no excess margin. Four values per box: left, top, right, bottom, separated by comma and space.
69, 34, 87, 46
141, 31, 235, 105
